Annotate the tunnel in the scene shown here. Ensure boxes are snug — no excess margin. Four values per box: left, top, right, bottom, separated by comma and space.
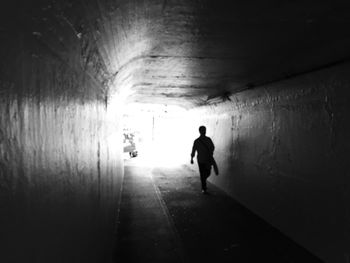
0, 0, 350, 262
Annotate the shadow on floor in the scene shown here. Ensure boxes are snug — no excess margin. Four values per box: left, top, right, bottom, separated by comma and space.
114, 161, 324, 263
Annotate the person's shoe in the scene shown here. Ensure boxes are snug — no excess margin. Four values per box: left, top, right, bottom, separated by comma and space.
202, 190, 208, 194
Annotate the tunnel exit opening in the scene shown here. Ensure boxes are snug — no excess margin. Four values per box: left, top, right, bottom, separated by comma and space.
122, 103, 198, 168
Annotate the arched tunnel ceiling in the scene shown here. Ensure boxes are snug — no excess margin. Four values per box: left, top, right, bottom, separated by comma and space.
2, 0, 350, 108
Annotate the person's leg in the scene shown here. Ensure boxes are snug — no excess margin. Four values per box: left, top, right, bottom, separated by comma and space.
203, 164, 212, 192
204, 163, 211, 181
201, 174, 207, 192
198, 163, 207, 191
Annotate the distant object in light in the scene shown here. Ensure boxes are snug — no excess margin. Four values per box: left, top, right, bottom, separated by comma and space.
123, 103, 199, 167
123, 129, 139, 158
129, 150, 138, 158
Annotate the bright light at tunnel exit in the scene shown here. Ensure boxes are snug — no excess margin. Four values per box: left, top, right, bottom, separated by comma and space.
123, 104, 198, 167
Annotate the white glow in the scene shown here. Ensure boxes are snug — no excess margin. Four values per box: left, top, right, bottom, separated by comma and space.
123, 103, 197, 167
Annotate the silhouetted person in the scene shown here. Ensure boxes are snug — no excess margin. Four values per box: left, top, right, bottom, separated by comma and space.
191, 126, 216, 194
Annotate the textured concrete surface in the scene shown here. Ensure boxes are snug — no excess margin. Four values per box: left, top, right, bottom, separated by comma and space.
1, 1, 350, 107
0, 11, 124, 261
115, 161, 184, 263
1, 1, 349, 262
185, 63, 350, 262
116, 159, 323, 263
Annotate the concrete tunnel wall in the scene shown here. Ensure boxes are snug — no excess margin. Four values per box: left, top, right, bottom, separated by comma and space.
186, 63, 350, 263
1, 1, 350, 262
0, 32, 123, 262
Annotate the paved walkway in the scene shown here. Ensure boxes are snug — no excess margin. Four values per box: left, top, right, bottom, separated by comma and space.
114, 159, 323, 263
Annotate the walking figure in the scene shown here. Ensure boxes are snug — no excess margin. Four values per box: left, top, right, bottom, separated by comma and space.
191, 126, 218, 194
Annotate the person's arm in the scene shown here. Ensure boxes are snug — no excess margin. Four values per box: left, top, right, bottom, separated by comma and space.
209, 138, 215, 156
191, 141, 196, 164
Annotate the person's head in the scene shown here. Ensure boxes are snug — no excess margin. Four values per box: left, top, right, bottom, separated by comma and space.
199, 126, 206, 136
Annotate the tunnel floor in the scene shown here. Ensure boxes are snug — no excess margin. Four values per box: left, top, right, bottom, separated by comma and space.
114, 158, 323, 263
